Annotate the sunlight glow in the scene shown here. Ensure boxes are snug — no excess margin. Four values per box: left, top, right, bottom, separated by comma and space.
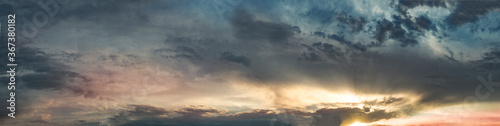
350, 122, 369, 126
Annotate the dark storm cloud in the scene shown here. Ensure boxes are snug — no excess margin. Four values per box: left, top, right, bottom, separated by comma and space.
16, 48, 94, 96
2, 0, 170, 43
312, 108, 398, 125
474, 48, 500, 70
21, 71, 83, 90
313, 31, 327, 38
2, 0, 499, 125
397, 0, 447, 9
306, 8, 367, 33
175, 107, 225, 118
226, 109, 276, 119
98, 54, 143, 68
374, 19, 418, 47
158, 14, 499, 106
220, 52, 251, 67
300, 52, 323, 62
57, 0, 153, 22
415, 16, 434, 30
348, 52, 465, 103
396, 0, 500, 27
54, 0, 158, 25
336, 12, 367, 33
231, 9, 295, 42
0, 48, 95, 122
153, 46, 203, 60
128, 105, 172, 117
165, 37, 218, 50
25, 0, 496, 107
355, 0, 457, 48
327, 34, 367, 52
132, 105, 224, 118
443, 47, 459, 62
424, 73, 451, 86
299, 42, 343, 62
108, 104, 400, 126
15, 49, 79, 88
363, 97, 406, 106
395, 0, 447, 19
169, 37, 196, 43
295, 45, 500, 104
108, 105, 227, 125
312, 32, 367, 52
114, 105, 225, 123
447, 1, 500, 27
119, 117, 288, 126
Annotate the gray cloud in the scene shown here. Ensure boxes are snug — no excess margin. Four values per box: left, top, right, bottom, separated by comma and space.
299, 42, 343, 62
312, 31, 368, 52
231, 9, 296, 43
5, 0, 499, 106
16, 48, 95, 98
306, 8, 367, 33
448, 1, 500, 27
2, 0, 500, 125
374, 19, 419, 47
106, 104, 400, 126
336, 12, 367, 33
153, 46, 203, 60
475, 48, 500, 70
220, 51, 251, 67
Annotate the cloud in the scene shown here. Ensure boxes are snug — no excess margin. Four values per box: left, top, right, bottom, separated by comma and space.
29, 114, 51, 124
128, 105, 172, 117
305, 7, 337, 25
220, 51, 251, 66
312, 31, 368, 52
15, 48, 96, 98
447, 1, 500, 27
299, 42, 343, 62
106, 104, 401, 126
475, 48, 500, 70
2, 0, 500, 125
306, 8, 367, 33
374, 19, 419, 47
231, 9, 296, 43
415, 15, 434, 30
175, 106, 226, 118
336, 11, 367, 33
153, 46, 203, 60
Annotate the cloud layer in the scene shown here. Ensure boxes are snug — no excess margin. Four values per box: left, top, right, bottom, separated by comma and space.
1, 0, 500, 125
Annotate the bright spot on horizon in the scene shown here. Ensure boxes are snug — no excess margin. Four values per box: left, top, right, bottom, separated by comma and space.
350, 122, 369, 126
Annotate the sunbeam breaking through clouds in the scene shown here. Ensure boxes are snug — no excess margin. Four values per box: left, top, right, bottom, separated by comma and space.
1, 0, 500, 126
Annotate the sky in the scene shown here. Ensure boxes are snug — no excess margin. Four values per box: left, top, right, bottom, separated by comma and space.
0, 0, 500, 126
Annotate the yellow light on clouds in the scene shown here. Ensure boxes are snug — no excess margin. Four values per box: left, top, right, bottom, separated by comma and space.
350, 122, 369, 126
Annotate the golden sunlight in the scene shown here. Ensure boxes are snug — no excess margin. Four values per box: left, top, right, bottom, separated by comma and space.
277, 85, 408, 107
349, 122, 369, 126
